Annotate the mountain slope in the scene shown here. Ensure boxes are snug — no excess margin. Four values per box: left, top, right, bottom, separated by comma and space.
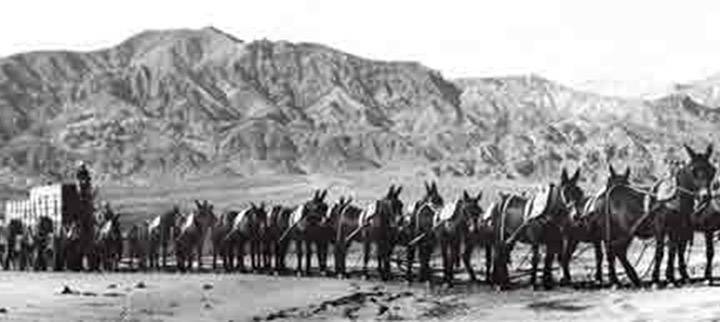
0, 27, 718, 191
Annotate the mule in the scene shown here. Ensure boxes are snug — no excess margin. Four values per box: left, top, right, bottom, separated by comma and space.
491, 168, 584, 289
33, 216, 55, 271
691, 183, 720, 283
210, 211, 239, 271
148, 206, 181, 269
404, 182, 441, 283
362, 185, 403, 281
650, 144, 715, 285
175, 200, 217, 272
435, 190, 484, 286
561, 166, 634, 285
223, 203, 268, 272
127, 221, 150, 271
265, 205, 293, 273
325, 196, 363, 278
4, 219, 27, 270
96, 212, 123, 271
286, 190, 331, 276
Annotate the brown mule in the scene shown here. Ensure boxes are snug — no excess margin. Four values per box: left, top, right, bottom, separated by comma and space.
223, 203, 268, 272
325, 196, 363, 278
362, 185, 404, 281
405, 182, 441, 283
491, 168, 584, 289
435, 190, 484, 286
650, 144, 715, 285
175, 200, 217, 272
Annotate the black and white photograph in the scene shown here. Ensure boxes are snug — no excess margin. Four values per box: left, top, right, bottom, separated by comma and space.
1, 0, 720, 321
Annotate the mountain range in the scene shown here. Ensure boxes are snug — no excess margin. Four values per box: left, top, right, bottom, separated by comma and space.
0, 26, 718, 191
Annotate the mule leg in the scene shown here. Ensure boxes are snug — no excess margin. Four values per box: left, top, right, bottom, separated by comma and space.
593, 241, 604, 284
530, 244, 540, 288
542, 244, 558, 290
197, 242, 203, 271
449, 237, 461, 286
617, 241, 641, 287
463, 240, 476, 282
161, 241, 167, 269
294, 239, 302, 275
362, 240, 371, 278
376, 241, 385, 280
677, 239, 690, 283
237, 240, 247, 273
406, 245, 415, 282
605, 241, 619, 286
419, 241, 433, 283
305, 240, 313, 275
484, 244, 492, 283
706, 231, 714, 283
561, 238, 578, 285
666, 239, 677, 284
318, 240, 328, 275
652, 232, 665, 285
440, 237, 450, 285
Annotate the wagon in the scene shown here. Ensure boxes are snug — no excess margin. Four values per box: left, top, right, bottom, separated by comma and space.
3, 183, 84, 270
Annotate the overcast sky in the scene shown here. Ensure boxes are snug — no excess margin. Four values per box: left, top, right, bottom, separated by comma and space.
2, 0, 720, 97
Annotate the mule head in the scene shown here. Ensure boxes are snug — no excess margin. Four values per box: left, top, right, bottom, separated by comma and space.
559, 168, 584, 205
193, 199, 217, 230
37, 216, 54, 236
249, 202, 269, 234
681, 143, 716, 193
327, 196, 353, 225
459, 190, 484, 230
421, 181, 443, 207
606, 165, 631, 188
378, 185, 404, 227
303, 190, 330, 226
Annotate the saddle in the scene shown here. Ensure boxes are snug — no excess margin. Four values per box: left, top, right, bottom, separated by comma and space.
481, 201, 496, 222
434, 200, 458, 225
655, 177, 677, 202
523, 185, 552, 222
289, 204, 304, 226
357, 202, 377, 227
644, 177, 679, 214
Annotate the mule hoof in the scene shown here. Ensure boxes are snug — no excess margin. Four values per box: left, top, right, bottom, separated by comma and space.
559, 278, 571, 287
706, 279, 714, 286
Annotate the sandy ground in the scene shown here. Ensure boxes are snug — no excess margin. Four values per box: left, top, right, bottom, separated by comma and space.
2, 269, 720, 322
2, 236, 720, 322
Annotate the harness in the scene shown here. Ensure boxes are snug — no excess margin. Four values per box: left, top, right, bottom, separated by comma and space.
602, 179, 712, 247
501, 184, 576, 246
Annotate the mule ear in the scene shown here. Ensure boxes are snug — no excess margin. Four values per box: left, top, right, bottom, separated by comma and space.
476, 191, 483, 201
624, 167, 631, 179
571, 168, 581, 183
387, 185, 395, 198
424, 181, 431, 193
685, 144, 698, 159
431, 181, 438, 193
195, 200, 202, 208
346, 196, 353, 205
463, 190, 471, 200
561, 168, 569, 183
320, 189, 328, 201
707, 144, 714, 158
609, 165, 617, 177
394, 185, 403, 198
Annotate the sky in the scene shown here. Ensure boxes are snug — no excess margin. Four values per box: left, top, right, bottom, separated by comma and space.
2, 0, 720, 97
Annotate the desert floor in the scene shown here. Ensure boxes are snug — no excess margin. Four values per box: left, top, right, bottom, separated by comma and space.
2, 237, 720, 322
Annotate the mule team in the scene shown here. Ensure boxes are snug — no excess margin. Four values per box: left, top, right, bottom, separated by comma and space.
2, 144, 718, 290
